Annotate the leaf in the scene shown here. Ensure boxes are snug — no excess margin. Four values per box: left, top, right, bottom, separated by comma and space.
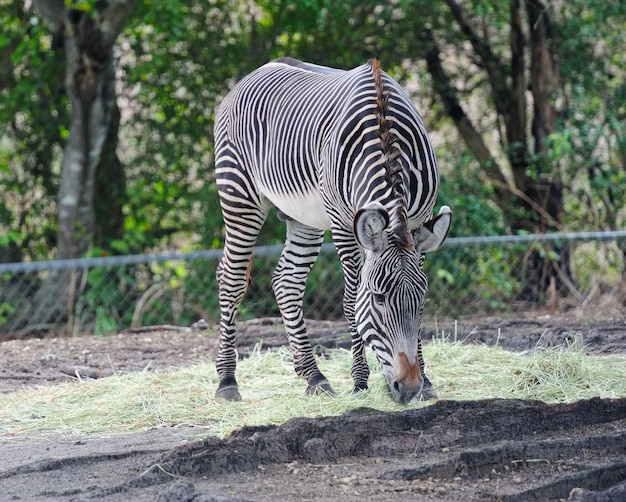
110, 239, 130, 255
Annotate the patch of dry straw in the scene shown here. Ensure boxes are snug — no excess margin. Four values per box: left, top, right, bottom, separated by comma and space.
0, 339, 624, 438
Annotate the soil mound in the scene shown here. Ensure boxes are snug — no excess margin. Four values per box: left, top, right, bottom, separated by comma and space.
3, 398, 623, 501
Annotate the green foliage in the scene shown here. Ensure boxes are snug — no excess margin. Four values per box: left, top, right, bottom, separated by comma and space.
119, 0, 265, 253
256, 0, 440, 71
424, 242, 526, 317
570, 242, 623, 292
70, 258, 203, 334
2, 0, 626, 334
437, 153, 506, 237
552, 1, 626, 230
74, 264, 133, 334
64, 1, 95, 13
0, 2, 66, 262
0, 300, 12, 325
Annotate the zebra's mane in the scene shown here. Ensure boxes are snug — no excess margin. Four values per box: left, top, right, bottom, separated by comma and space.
371, 59, 413, 250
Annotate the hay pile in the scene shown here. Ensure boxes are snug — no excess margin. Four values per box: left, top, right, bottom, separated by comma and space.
0, 339, 624, 438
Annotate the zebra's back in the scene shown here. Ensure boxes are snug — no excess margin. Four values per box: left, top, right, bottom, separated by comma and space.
214, 60, 384, 229
214, 58, 438, 231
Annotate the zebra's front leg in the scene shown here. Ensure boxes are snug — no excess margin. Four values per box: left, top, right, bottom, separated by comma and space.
335, 241, 370, 394
272, 221, 334, 396
417, 333, 437, 400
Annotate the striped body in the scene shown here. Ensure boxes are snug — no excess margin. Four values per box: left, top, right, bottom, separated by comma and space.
216, 59, 438, 233
214, 58, 451, 403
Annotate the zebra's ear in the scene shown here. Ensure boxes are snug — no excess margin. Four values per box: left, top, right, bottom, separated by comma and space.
354, 202, 390, 252
413, 205, 451, 253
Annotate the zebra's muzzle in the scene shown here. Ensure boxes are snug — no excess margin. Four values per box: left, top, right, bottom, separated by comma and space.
389, 351, 424, 404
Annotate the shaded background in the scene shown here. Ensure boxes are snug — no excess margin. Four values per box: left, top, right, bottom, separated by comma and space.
1, 0, 625, 336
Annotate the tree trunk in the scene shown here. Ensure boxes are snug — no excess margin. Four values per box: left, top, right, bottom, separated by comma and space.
508, 0, 530, 227
527, 0, 562, 230
57, 21, 116, 261
516, 0, 569, 303
94, 97, 126, 245
438, 0, 570, 306
7, 1, 138, 334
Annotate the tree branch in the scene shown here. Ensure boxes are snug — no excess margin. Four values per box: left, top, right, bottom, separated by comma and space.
482, 174, 563, 231
444, 0, 511, 120
421, 30, 506, 187
32, 0, 65, 35
97, 0, 141, 47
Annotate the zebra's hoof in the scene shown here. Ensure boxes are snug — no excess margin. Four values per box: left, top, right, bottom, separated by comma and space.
351, 383, 368, 394
306, 382, 336, 397
419, 385, 438, 401
215, 385, 242, 402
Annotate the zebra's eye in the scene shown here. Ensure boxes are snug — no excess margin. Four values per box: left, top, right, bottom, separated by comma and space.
373, 293, 386, 305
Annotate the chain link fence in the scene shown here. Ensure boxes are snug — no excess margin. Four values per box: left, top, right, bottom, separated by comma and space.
1, 231, 625, 339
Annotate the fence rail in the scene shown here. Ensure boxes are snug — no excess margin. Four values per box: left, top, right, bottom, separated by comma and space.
1, 231, 625, 338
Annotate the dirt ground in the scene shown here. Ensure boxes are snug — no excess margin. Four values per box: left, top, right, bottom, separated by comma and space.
0, 316, 625, 501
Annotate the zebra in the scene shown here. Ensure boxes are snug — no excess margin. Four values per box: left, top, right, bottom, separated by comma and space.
213, 57, 451, 404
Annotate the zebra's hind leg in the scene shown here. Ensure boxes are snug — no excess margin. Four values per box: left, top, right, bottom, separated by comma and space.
272, 220, 334, 396
215, 195, 269, 401
215, 245, 255, 401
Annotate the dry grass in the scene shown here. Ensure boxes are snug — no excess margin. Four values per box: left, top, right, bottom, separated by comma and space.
0, 339, 624, 439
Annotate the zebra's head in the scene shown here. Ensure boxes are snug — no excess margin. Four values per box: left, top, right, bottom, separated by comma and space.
353, 202, 451, 404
